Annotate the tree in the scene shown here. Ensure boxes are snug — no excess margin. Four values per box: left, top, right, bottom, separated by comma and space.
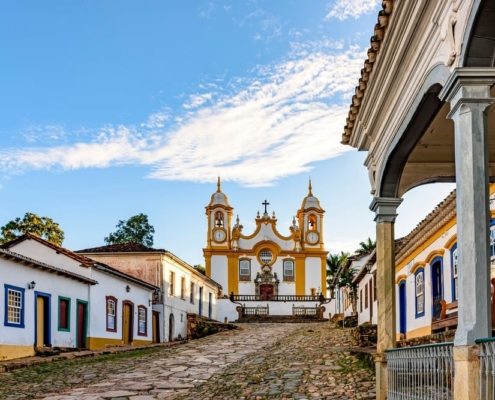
0, 212, 65, 246
104, 214, 155, 247
355, 237, 376, 255
326, 251, 350, 295
194, 265, 206, 275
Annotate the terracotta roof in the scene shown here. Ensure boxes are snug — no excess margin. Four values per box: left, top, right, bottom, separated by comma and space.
395, 190, 457, 264
2, 234, 159, 291
0, 248, 98, 285
2, 233, 94, 266
76, 242, 166, 253
77, 242, 223, 290
341, 0, 394, 145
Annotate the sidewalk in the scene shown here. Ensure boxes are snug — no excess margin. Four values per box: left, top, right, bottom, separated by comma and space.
0, 341, 182, 373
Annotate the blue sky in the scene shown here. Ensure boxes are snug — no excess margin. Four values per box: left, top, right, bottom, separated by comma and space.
0, 0, 455, 265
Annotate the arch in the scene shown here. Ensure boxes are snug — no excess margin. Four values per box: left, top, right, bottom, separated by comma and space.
425, 249, 445, 265
377, 64, 452, 198
396, 274, 407, 285
444, 234, 457, 250
460, 0, 495, 67
410, 261, 427, 275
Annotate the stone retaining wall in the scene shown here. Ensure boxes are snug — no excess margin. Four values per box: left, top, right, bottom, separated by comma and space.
186, 313, 238, 340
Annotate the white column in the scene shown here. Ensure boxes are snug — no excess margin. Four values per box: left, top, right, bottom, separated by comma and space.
440, 68, 495, 346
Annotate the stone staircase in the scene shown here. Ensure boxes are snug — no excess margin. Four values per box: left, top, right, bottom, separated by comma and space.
234, 314, 328, 323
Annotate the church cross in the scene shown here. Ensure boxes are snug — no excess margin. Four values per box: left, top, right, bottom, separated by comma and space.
262, 200, 270, 214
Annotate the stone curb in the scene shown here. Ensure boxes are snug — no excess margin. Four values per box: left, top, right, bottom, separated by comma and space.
0, 341, 183, 374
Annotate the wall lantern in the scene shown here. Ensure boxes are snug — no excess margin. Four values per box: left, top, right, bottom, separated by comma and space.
364, 262, 374, 274
28, 281, 36, 290
126, 285, 131, 293
154, 290, 160, 302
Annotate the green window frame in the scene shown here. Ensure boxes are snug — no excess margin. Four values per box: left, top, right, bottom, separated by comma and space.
58, 296, 71, 332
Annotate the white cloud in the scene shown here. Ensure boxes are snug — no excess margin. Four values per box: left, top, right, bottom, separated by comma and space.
0, 43, 366, 187
325, 0, 379, 21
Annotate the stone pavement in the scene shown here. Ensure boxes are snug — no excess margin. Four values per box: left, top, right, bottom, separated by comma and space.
0, 323, 375, 400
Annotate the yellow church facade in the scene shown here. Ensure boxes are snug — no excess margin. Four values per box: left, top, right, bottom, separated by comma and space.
203, 179, 328, 300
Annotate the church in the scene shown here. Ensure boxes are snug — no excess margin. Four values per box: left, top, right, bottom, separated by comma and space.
203, 178, 329, 322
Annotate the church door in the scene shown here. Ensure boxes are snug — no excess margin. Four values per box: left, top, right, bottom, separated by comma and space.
260, 284, 274, 300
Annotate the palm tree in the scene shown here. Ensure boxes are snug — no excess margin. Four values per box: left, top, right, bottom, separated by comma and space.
326, 251, 350, 296
355, 237, 376, 255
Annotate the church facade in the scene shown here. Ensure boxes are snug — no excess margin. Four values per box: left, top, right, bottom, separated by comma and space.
203, 179, 329, 321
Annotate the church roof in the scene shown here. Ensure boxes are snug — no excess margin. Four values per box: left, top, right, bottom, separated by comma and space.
300, 179, 323, 211
207, 177, 231, 207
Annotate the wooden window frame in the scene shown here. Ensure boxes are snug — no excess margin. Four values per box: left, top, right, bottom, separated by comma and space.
137, 305, 147, 336
283, 260, 295, 281
239, 259, 251, 281
169, 271, 175, 296
190, 282, 195, 304
181, 277, 186, 300
360, 289, 363, 312
58, 296, 71, 332
106, 296, 118, 332
415, 268, 425, 318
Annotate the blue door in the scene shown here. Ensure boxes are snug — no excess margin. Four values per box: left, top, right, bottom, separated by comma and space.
199, 287, 203, 315
431, 259, 443, 319
399, 282, 407, 334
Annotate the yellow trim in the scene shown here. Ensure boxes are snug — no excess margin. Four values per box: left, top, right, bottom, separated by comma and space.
86, 337, 153, 350
444, 234, 457, 250
491, 210, 495, 219
410, 261, 426, 275
401, 325, 432, 340
321, 258, 326, 295
238, 218, 294, 241
396, 217, 456, 273
254, 241, 281, 266
228, 255, 238, 294
295, 257, 305, 295
205, 256, 211, 277
133, 339, 153, 346
424, 249, 445, 264
396, 274, 407, 284
0, 344, 35, 361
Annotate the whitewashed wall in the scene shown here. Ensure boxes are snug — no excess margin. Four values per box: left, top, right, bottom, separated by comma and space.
0, 257, 91, 351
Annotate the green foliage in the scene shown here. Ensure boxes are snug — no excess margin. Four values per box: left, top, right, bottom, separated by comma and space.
194, 264, 206, 275
104, 213, 155, 247
326, 251, 350, 289
0, 212, 65, 245
355, 237, 376, 254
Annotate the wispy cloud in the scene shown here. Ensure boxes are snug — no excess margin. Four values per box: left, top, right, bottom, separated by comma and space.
0, 43, 365, 187
325, 0, 379, 21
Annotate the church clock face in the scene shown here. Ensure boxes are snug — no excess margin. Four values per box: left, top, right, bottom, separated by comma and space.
306, 231, 319, 244
213, 228, 226, 243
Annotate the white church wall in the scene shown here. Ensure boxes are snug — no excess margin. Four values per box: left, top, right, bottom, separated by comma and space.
305, 257, 322, 294
278, 282, 295, 295
238, 282, 255, 295
210, 255, 228, 293
239, 224, 294, 251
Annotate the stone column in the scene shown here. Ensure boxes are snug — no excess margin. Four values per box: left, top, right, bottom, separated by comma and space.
440, 67, 495, 400
370, 197, 402, 400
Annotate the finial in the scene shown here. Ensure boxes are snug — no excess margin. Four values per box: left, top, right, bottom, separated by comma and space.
217, 176, 221, 192
236, 214, 240, 225
257, 210, 260, 218
272, 211, 276, 219
292, 216, 297, 227
308, 177, 313, 196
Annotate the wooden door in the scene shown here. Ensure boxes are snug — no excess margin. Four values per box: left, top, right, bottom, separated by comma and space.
399, 282, 407, 334
198, 287, 203, 315
77, 302, 87, 348
168, 314, 174, 342
431, 260, 443, 319
36, 296, 45, 347
260, 284, 273, 300
152, 312, 159, 343
123, 304, 132, 345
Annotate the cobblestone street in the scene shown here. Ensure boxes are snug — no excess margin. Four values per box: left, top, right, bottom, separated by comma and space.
0, 323, 375, 400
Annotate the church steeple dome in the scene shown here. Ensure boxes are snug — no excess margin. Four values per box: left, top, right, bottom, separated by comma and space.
208, 176, 231, 207
300, 178, 323, 210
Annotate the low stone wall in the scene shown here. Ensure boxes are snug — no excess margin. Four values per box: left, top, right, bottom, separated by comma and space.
397, 330, 456, 348
186, 313, 238, 340
352, 324, 377, 347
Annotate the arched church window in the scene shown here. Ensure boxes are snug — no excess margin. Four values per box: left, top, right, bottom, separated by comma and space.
259, 250, 273, 264
215, 211, 224, 227
308, 215, 316, 231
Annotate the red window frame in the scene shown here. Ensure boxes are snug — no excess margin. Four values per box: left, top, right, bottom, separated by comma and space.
106, 296, 118, 332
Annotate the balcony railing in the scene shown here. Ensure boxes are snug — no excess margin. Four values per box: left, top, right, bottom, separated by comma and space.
476, 337, 495, 400
293, 306, 318, 316
243, 306, 269, 316
386, 343, 454, 400
231, 294, 323, 302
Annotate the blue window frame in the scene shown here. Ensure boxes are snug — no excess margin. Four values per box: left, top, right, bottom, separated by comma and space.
451, 243, 458, 301
415, 268, 425, 318
4, 284, 25, 328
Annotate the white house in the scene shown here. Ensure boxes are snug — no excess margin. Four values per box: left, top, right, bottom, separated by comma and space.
1, 233, 159, 360
77, 242, 222, 342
